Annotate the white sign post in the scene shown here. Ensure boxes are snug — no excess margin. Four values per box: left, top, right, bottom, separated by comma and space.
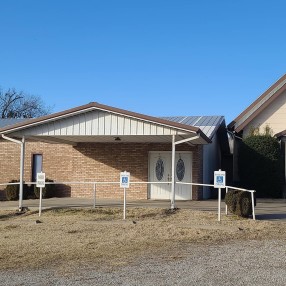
37, 172, 46, 217
120, 171, 130, 220
214, 170, 226, 222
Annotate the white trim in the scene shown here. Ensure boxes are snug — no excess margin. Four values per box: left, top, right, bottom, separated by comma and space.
171, 135, 176, 209
175, 135, 200, 145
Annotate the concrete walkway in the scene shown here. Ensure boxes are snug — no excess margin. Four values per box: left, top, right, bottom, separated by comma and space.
0, 197, 286, 221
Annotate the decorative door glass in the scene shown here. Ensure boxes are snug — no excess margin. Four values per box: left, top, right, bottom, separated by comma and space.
176, 158, 185, 181
155, 158, 164, 181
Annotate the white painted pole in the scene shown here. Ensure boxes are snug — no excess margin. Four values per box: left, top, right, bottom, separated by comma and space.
39, 187, 43, 217
218, 187, 221, 221
93, 183, 96, 208
19, 136, 25, 211
123, 187, 126, 220
225, 187, 228, 215
251, 191, 256, 220
171, 135, 176, 209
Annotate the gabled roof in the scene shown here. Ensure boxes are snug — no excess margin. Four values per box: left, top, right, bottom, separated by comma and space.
161, 116, 224, 139
0, 118, 28, 128
275, 129, 286, 138
228, 74, 286, 133
0, 102, 212, 143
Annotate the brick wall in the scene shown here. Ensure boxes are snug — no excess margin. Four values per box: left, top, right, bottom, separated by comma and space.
0, 140, 204, 200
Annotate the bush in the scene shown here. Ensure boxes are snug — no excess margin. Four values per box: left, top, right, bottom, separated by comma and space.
238, 135, 283, 198
225, 190, 254, 218
34, 178, 55, 199
5, 180, 29, 201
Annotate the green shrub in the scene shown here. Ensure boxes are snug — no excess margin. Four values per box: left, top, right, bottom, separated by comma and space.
5, 180, 29, 201
225, 190, 240, 213
236, 192, 253, 217
238, 135, 283, 198
225, 190, 254, 218
34, 179, 55, 199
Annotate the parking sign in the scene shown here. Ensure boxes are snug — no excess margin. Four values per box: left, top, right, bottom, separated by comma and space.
120, 171, 130, 188
36, 172, 46, 188
214, 170, 226, 188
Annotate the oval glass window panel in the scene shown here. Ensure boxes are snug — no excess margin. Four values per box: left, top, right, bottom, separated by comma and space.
176, 158, 185, 181
155, 158, 164, 181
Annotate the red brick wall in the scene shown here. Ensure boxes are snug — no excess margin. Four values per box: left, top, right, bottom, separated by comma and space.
0, 140, 204, 200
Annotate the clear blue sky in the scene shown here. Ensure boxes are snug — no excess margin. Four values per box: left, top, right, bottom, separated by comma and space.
0, 0, 285, 123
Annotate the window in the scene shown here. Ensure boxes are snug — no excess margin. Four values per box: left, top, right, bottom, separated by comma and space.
176, 158, 185, 181
32, 154, 43, 182
155, 158, 164, 181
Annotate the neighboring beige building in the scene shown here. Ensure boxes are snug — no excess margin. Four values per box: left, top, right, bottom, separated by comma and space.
228, 74, 286, 184
0, 102, 228, 202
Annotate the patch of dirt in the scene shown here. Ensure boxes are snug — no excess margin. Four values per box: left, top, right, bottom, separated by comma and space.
0, 207, 285, 271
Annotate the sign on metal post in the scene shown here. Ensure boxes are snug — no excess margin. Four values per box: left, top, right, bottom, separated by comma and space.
214, 170, 226, 189
120, 171, 130, 189
37, 172, 45, 216
120, 171, 130, 220
37, 172, 46, 188
214, 170, 226, 222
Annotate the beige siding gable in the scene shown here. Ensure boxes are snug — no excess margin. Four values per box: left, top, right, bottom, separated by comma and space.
12, 110, 185, 137
243, 90, 286, 137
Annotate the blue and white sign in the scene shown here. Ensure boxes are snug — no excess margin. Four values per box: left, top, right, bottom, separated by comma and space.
214, 170, 226, 188
120, 171, 130, 188
36, 172, 46, 188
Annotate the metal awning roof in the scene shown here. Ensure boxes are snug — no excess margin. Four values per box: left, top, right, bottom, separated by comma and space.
161, 116, 224, 140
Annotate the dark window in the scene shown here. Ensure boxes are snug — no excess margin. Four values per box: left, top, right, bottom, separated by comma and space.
155, 158, 164, 181
176, 158, 185, 181
32, 154, 43, 182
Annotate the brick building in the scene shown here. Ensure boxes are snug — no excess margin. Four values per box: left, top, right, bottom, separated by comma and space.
0, 102, 228, 203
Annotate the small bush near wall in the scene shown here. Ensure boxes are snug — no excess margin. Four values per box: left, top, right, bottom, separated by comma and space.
5, 180, 29, 201
34, 179, 56, 199
225, 190, 253, 218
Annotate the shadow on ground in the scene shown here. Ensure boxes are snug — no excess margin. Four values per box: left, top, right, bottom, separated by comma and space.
256, 213, 286, 220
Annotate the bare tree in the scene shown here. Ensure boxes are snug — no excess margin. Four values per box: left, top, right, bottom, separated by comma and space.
0, 88, 52, 118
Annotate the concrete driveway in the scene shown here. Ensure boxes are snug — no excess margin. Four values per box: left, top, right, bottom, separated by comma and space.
0, 197, 286, 221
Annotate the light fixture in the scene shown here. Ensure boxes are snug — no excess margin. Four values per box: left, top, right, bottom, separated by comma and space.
114, 137, 121, 141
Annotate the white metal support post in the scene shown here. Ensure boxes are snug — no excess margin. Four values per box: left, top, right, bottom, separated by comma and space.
170, 135, 176, 209
123, 187, 126, 220
1, 134, 25, 211
120, 171, 130, 220
170, 135, 200, 209
225, 187, 228, 215
19, 136, 25, 211
218, 188, 221, 221
39, 187, 43, 216
214, 169, 226, 222
251, 191, 256, 220
93, 183, 96, 208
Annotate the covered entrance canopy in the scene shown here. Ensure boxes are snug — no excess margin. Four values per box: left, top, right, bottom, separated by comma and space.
0, 102, 211, 210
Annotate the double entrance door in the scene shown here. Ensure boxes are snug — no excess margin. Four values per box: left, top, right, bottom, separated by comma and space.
149, 151, 192, 200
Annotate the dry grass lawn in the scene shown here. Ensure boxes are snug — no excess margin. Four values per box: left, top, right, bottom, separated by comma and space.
0, 207, 286, 272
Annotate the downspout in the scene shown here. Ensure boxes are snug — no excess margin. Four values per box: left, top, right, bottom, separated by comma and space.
226, 129, 243, 183
2, 134, 25, 211
170, 134, 200, 209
